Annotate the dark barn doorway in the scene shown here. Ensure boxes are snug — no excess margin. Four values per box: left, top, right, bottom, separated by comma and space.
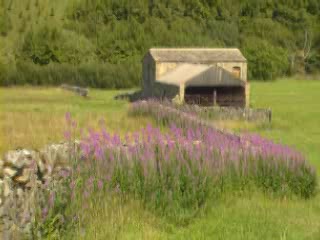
184, 86, 245, 107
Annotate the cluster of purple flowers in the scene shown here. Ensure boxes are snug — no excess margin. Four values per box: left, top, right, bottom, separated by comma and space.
129, 100, 306, 163
80, 124, 310, 175
126, 100, 316, 197
78, 126, 316, 199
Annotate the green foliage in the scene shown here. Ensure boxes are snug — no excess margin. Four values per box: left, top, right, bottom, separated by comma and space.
50, 7, 55, 17
31, 179, 72, 239
21, 26, 97, 65
242, 38, 290, 80
21, 26, 60, 65
0, 0, 320, 87
6, 60, 140, 88
0, 9, 12, 36
0, 57, 8, 85
108, 153, 212, 223
306, 52, 320, 73
25, 0, 30, 11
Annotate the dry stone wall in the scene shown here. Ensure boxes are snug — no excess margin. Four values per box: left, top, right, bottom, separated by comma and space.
0, 142, 80, 239
201, 106, 272, 122
61, 84, 89, 97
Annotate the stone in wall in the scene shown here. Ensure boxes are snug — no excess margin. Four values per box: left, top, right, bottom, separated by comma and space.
203, 106, 272, 122
0, 141, 80, 239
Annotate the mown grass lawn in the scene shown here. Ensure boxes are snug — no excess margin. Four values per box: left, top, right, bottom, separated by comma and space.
250, 79, 320, 171
1, 79, 320, 239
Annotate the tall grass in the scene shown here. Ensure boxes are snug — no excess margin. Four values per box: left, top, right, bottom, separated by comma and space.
128, 100, 317, 199
33, 102, 316, 238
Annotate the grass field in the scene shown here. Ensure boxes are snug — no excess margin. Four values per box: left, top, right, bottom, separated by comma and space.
0, 87, 151, 154
1, 79, 320, 239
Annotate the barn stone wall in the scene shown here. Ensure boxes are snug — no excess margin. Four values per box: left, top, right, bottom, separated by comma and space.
155, 62, 178, 79
201, 106, 272, 122
217, 62, 247, 82
155, 61, 247, 82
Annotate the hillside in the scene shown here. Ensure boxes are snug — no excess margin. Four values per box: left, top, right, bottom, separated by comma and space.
0, 0, 320, 88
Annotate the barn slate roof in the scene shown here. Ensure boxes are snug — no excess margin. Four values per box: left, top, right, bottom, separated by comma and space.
148, 48, 246, 63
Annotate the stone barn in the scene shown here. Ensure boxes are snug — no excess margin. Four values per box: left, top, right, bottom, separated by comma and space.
142, 48, 250, 107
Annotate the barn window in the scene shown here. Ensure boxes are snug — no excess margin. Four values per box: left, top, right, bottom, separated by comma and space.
232, 67, 241, 78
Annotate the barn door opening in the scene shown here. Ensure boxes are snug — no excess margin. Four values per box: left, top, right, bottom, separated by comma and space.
185, 86, 246, 107
184, 86, 215, 106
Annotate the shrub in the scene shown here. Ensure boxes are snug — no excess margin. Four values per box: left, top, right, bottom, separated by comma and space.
0, 9, 12, 36
2, 61, 140, 88
242, 37, 290, 80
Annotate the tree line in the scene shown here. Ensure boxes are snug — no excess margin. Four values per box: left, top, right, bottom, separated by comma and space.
0, 0, 319, 88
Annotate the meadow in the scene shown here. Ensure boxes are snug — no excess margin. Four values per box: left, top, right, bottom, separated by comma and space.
1, 79, 320, 239
0, 87, 151, 154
